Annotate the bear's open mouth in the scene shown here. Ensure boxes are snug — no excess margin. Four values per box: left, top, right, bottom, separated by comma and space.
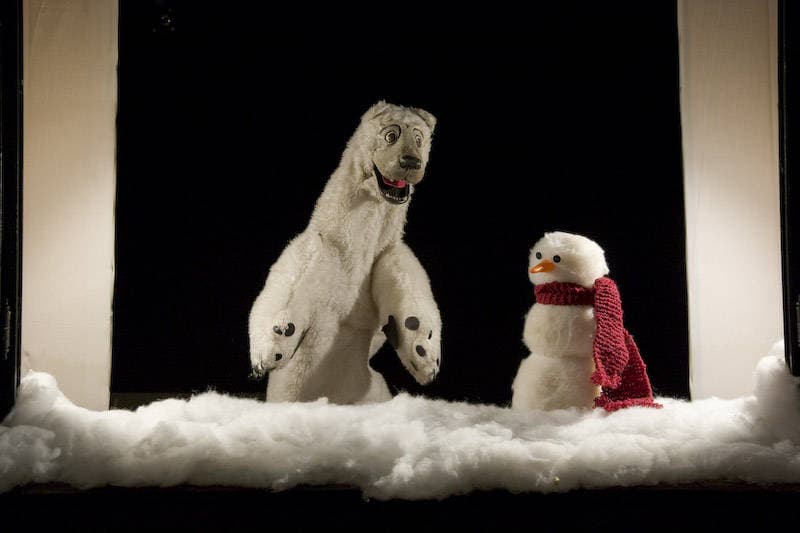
373, 164, 410, 205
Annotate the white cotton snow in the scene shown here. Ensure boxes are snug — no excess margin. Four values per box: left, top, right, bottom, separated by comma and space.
1, 341, 799, 500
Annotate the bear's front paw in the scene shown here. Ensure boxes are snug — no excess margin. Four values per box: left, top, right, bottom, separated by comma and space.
382, 314, 441, 385
250, 310, 307, 376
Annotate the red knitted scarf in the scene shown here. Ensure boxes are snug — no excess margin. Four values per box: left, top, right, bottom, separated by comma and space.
534, 278, 661, 411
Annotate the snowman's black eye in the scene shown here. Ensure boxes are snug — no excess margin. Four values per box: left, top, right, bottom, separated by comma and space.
535, 252, 542, 260
553, 255, 561, 263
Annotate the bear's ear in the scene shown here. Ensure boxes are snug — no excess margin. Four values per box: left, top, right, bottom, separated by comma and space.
364, 100, 392, 121
413, 107, 437, 131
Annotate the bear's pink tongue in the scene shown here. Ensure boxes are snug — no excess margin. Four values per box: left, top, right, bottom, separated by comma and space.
382, 176, 407, 188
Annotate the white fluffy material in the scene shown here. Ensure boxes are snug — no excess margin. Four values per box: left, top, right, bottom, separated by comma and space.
2, 342, 799, 499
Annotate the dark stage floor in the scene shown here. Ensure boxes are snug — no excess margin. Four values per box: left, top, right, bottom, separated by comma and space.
3, 482, 799, 532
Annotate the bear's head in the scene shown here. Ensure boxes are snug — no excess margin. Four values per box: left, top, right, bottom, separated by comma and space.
355, 101, 437, 205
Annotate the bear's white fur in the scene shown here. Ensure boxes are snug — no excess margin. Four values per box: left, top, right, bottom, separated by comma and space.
249, 102, 442, 404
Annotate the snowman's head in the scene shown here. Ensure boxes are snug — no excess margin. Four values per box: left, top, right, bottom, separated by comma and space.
528, 231, 609, 287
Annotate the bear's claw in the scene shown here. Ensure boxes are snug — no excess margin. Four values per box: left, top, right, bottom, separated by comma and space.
250, 311, 305, 374
384, 314, 441, 385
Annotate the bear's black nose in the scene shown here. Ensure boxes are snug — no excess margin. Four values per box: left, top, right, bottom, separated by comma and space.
399, 155, 421, 170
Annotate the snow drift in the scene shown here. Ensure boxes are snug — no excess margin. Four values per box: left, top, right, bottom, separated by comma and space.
1, 342, 799, 499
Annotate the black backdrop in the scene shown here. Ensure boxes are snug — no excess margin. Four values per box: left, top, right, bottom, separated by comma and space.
780, 0, 800, 375
0, 0, 22, 420
112, 2, 689, 405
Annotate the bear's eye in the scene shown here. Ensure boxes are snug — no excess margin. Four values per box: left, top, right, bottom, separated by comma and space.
382, 125, 401, 145
413, 128, 423, 148
535, 251, 542, 260
553, 255, 561, 263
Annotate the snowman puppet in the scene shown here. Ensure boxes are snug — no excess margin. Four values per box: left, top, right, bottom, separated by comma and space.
511, 231, 660, 412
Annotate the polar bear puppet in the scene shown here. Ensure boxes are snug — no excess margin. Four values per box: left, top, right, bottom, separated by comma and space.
249, 101, 442, 404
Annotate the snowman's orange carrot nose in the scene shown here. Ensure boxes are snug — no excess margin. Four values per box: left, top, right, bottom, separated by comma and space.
530, 260, 555, 273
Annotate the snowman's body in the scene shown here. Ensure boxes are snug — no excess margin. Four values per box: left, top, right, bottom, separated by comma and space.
511, 231, 608, 411
512, 302, 601, 410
